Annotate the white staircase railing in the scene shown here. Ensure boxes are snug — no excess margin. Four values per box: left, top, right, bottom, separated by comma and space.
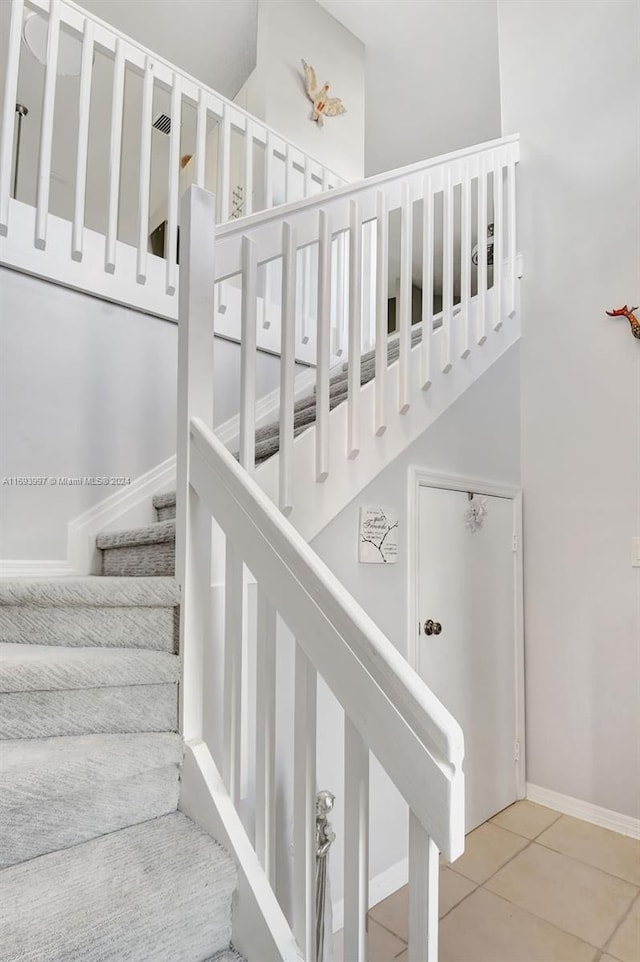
176, 189, 465, 960
210, 134, 520, 518
0, 0, 344, 349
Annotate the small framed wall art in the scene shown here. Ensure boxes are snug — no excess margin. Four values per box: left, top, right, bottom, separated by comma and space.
358, 507, 399, 564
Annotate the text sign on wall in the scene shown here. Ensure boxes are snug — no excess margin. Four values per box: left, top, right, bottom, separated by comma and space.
358, 507, 399, 564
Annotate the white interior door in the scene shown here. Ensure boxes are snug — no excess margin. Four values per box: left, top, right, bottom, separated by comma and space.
417, 484, 518, 832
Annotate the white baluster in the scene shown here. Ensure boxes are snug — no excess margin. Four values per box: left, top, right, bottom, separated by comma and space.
255, 587, 276, 884
293, 645, 317, 962
347, 199, 362, 459
316, 208, 331, 483
374, 190, 388, 435
71, 19, 94, 262
262, 133, 274, 330
243, 119, 253, 216
240, 234, 257, 473
441, 168, 453, 374
408, 815, 439, 962
264, 132, 274, 209
166, 75, 182, 296
223, 540, 243, 806
344, 718, 369, 962
176, 186, 216, 741
302, 250, 312, 345
421, 175, 434, 390
35, 0, 61, 250
135, 57, 153, 284
194, 90, 207, 189
493, 156, 504, 331
335, 232, 346, 357
104, 38, 125, 270
0, 0, 24, 234
279, 220, 296, 514
217, 109, 231, 223
460, 165, 472, 358
477, 155, 488, 345
362, 220, 376, 352
285, 144, 293, 203
508, 156, 517, 318
398, 181, 412, 413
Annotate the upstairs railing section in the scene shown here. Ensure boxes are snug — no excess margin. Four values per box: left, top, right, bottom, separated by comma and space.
211, 134, 520, 513
0, 0, 344, 356
176, 189, 466, 962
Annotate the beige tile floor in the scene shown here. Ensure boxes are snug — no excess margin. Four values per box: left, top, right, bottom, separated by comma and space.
334, 801, 640, 962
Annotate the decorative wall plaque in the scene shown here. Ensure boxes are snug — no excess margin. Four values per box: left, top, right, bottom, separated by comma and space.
358, 507, 398, 564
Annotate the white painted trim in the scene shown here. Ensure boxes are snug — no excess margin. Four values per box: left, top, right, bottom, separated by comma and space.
406, 469, 526, 799
526, 783, 640, 840
180, 740, 303, 962
67, 455, 177, 575
332, 857, 409, 934
0, 559, 76, 579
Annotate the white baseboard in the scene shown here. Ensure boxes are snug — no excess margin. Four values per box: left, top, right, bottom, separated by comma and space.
67, 456, 177, 575
526, 783, 640, 840
332, 857, 408, 934
0, 559, 76, 579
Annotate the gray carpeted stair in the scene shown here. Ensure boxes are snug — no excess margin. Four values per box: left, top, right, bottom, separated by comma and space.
147, 328, 425, 534
1, 731, 183, 867
0, 576, 179, 650
97, 519, 176, 577
0, 643, 178, 739
0, 811, 237, 962
0, 568, 246, 956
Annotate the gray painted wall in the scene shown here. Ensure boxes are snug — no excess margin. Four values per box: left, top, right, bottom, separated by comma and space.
499, 0, 640, 819
319, 0, 502, 176
0, 268, 292, 560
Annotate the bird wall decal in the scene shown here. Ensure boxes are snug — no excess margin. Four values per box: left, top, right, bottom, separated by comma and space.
606, 305, 640, 340
302, 60, 346, 128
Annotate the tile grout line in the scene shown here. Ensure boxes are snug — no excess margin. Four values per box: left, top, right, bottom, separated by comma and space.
477, 885, 603, 959
366, 911, 408, 947
368, 808, 638, 955
600, 887, 640, 958
533, 834, 640, 888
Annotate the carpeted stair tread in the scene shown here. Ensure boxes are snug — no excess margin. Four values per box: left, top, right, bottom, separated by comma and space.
0, 811, 236, 962
0, 576, 179, 609
0, 643, 179, 692
0, 604, 177, 651
0, 683, 177, 739
1, 731, 183, 802
152, 492, 176, 511
96, 519, 175, 551
1, 733, 183, 867
1, 767, 181, 869
97, 522, 176, 577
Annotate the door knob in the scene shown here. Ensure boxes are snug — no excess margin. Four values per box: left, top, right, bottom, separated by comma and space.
424, 619, 442, 636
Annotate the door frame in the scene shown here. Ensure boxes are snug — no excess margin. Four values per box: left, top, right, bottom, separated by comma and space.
407, 467, 526, 799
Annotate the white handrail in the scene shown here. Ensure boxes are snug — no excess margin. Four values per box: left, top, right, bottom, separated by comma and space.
186, 413, 465, 961
191, 415, 465, 788
215, 134, 520, 242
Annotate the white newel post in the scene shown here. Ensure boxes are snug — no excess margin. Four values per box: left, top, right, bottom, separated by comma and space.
176, 185, 216, 742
